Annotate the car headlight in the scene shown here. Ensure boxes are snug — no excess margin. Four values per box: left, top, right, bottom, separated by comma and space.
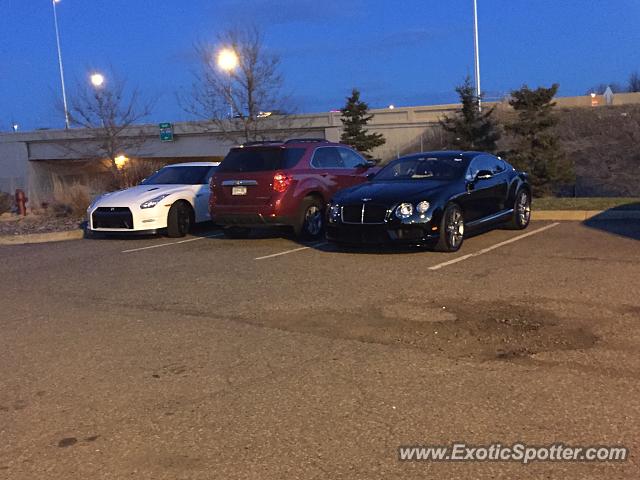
416, 201, 430, 214
140, 194, 169, 209
328, 203, 341, 223
395, 202, 413, 218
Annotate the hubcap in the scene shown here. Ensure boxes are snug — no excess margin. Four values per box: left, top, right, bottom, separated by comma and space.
305, 206, 323, 236
517, 192, 531, 225
447, 209, 464, 247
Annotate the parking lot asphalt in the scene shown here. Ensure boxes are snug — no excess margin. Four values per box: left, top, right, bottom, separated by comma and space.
1, 220, 639, 479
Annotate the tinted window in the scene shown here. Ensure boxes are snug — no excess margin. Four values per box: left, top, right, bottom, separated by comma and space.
217, 148, 305, 172
375, 155, 465, 181
338, 148, 366, 168
466, 156, 495, 180
493, 158, 507, 173
141, 166, 214, 185
311, 147, 344, 168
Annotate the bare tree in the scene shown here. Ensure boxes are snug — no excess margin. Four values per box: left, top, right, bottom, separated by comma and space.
629, 72, 640, 93
181, 26, 294, 143
64, 72, 155, 181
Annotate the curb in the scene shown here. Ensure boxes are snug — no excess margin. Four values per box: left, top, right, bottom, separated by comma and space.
533, 210, 640, 221
0, 229, 84, 245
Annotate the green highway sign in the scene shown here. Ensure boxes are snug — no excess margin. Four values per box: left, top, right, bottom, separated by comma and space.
159, 122, 174, 142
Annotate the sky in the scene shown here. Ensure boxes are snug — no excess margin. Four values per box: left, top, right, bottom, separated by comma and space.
1, 0, 639, 131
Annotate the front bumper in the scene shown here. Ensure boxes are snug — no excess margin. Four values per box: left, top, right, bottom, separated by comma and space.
87, 205, 169, 233
326, 223, 439, 245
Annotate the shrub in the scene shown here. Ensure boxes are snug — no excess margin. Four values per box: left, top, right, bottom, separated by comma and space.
50, 176, 92, 218
0, 192, 12, 214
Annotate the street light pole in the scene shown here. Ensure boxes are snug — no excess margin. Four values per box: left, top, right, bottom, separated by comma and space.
52, 0, 70, 128
473, 0, 482, 112
217, 48, 239, 118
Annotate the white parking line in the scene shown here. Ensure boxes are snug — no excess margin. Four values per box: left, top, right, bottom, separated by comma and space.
428, 222, 559, 271
122, 233, 223, 253
254, 242, 327, 261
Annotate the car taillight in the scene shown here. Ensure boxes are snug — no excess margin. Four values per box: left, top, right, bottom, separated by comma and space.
273, 172, 291, 193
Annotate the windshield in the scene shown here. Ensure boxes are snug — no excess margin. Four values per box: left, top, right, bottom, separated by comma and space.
374, 155, 465, 181
141, 166, 216, 185
218, 147, 306, 172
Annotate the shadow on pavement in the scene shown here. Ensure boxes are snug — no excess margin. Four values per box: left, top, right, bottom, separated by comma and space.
84, 221, 221, 241
583, 202, 640, 241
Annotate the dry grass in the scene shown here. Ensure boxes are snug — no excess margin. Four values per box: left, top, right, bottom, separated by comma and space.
553, 105, 640, 196
50, 175, 92, 218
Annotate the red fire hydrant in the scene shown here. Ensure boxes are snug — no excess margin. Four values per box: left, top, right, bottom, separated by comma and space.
15, 189, 28, 216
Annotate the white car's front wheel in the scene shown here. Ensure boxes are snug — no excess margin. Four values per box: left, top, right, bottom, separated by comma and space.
167, 201, 194, 238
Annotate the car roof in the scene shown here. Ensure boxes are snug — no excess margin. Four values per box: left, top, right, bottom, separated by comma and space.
399, 151, 490, 162
236, 139, 346, 149
164, 161, 220, 167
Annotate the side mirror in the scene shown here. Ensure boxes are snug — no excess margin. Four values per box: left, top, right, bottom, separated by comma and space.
357, 161, 376, 170
475, 169, 493, 180
366, 172, 376, 181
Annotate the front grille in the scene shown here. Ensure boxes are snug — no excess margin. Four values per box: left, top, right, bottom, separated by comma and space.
92, 207, 134, 229
341, 204, 388, 224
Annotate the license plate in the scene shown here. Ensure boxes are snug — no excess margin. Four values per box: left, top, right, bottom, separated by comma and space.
232, 186, 247, 196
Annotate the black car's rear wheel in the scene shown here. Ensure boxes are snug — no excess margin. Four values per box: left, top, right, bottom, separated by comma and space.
294, 196, 325, 240
505, 189, 531, 230
434, 204, 464, 252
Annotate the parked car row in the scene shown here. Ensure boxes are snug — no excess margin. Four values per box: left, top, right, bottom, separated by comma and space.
86, 139, 532, 252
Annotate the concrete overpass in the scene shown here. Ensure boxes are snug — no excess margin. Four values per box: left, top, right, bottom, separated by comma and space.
2, 92, 639, 204
0, 103, 458, 204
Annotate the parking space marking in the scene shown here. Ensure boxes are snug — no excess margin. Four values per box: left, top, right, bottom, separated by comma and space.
122, 233, 223, 253
254, 242, 327, 260
428, 222, 560, 271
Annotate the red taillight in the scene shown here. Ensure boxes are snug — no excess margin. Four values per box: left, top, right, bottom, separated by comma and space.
273, 172, 291, 193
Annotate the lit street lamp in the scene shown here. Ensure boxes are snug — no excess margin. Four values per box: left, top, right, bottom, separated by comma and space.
217, 48, 239, 117
217, 48, 239, 72
90, 73, 105, 88
52, 0, 70, 128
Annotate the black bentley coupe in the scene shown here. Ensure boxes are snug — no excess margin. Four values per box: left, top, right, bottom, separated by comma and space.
325, 151, 532, 252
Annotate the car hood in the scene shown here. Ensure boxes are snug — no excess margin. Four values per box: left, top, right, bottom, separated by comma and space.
333, 180, 451, 204
93, 184, 195, 207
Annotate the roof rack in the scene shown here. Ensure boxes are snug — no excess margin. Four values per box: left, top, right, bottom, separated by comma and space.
284, 138, 329, 144
239, 140, 283, 147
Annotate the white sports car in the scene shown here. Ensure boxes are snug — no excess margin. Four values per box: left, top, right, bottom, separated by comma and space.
86, 162, 219, 237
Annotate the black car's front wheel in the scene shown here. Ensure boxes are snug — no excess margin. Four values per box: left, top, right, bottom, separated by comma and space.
505, 189, 531, 230
434, 204, 464, 252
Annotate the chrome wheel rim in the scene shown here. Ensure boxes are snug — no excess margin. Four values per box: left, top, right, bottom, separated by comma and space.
517, 192, 531, 225
446, 209, 464, 247
305, 206, 323, 236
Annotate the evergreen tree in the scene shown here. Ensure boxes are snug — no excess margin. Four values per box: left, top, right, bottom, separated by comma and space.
340, 89, 386, 157
506, 84, 573, 196
439, 76, 501, 152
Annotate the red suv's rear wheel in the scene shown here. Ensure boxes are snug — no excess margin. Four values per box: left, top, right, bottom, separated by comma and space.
294, 197, 325, 240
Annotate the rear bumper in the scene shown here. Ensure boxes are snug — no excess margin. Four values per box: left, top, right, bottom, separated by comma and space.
212, 212, 295, 228
326, 223, 439, 245
211, 204, 295, 228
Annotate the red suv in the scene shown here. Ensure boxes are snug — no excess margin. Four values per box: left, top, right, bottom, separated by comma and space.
210, 139, 375, 238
